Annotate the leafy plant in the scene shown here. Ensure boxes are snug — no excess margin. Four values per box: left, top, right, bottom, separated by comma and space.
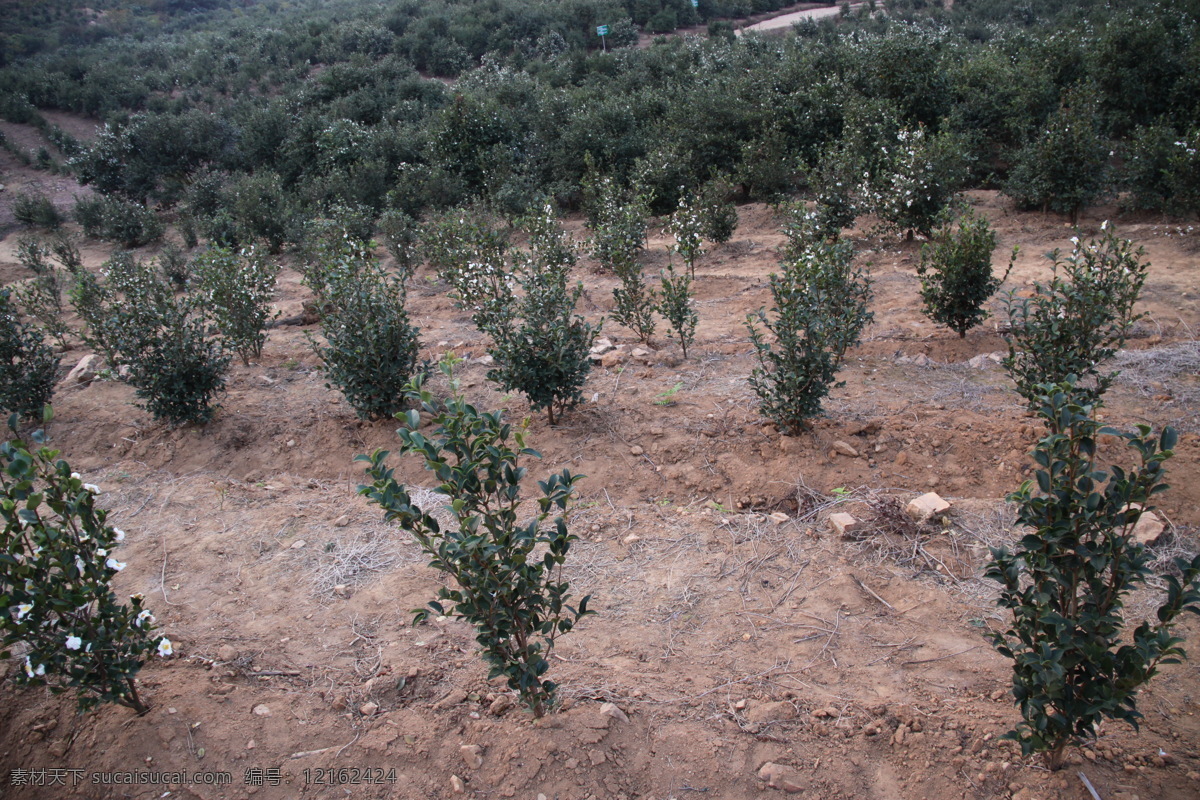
1, 418, 170, 715
12, 238, 71, 349
654, 382, 683, 406
986, 380, 1200, 769
583, 161, 649, 275
484, 208, 598, 424
378, 208, 423, 281
698, 177, 739, 245
310, 240, 421, 420
610, 260, 657, 345
747, 238, 872, 434
0, 289, 60, 422
656, 264, 697, 359
191, 244, 280, 366
667, 192, 705, 278
421, 206, 511, 325
917, 206, 1015, 338
1001, 223, 1148, 409
356, 356, 592, 718
73, 195, 163, 248
157, 242, 191, 291
12, 191, 62, 230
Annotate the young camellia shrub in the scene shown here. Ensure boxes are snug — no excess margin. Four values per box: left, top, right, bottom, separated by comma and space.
0, 288, 60, 422
484, 207, 599, 425
747, 236, 872, 434
657, 264, 697, 359
917, 206, 1015, 338
986, 380, 1200, 769
191, 244, 280, 366
357, 356, 592, 718
1001, 223, 1148, 409
1, 418, 170, 714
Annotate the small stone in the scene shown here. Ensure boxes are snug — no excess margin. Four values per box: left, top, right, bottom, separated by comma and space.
460, 744, 483, 769
252, 704, 272, 717
893, 724, 907, 746
167, 707, 177, 714
450, 775, 466, 794
832, 440, 859, 458
1128, 507, 1166, 546
829, 512, 861, 537
758, 762, 805, 793
768, 512, 789, 525
631, 347, 654, 359
333, 584, 352, 599
476, 354, 494, 365
290, 539, 307, 549
590, 338, 615, 356
906, 491, 950, 522
630, 445, 644, 455
63, 354, 102, 387
360, 702, 379, 717
894, 451, 908, 466
246, 739, 256, 750
600, 350, 627, 368
435, 689, 469, 710
216, 645, 239, 662
745, 701, 796, 724
333, 515, 350, 527
967, 353, 990, 369
622, 533, 641, 545
588, 749, 607, 766
489, 695, 515, 716
599, 702, 629, 724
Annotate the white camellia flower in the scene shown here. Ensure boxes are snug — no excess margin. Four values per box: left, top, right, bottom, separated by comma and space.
66, 635, 82, 650
15, 603, 33, 620
106, 558, 126, 572
83, 484, 101, 495
136, 609, 155, 627
24, 657, 45, 678
75, 555, 86, 572
157, 638, 174, 657
113, 528, 126, 542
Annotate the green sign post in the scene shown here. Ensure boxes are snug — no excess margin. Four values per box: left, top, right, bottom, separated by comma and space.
597, 24, 608, 51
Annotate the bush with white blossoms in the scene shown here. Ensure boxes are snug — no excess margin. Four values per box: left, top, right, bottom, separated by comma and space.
191, 244, 280, 366
1, 420, 168, 714
667, 191, 705, 278
1001, 223, 1148, 409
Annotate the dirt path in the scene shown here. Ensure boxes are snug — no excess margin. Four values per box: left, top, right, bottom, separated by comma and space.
741, 3, 862, 33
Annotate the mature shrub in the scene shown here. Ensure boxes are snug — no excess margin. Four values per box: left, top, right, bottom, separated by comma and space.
421, 207, 510, 323
12, 238, 70, 349
1004, 90, 1112, 224
1123, 124, 1200, 217
484, 207, 598, 425
657, 264, 697, 359
12, 191, 62, 230
582, 163, 648, 275
191, 245, 280, 366
157, 242, 191, 291
0, 289, 59, 421
698, 177, 739, 245
96, 253, 229, 425
917, 206, 1015, 338
73, 195, 163, 248
747, 238, 872, 434
986, 380, 1200, 770
860, 126, 969, 240
1, 423, 170, 715
357, 356, 592, 718
311, 250, 421, 421
1001, 223, 1147, 409
378, 208, 422, 281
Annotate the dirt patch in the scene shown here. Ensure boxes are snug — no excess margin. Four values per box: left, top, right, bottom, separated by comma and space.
1, 194, 1199, 800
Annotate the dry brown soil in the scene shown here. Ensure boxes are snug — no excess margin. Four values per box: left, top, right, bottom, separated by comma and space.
1, 120, 1200, 800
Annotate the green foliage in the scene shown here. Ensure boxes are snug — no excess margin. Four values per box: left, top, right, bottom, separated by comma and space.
667, 192, 705, 278
1004, 90, 1112, 224
917, 206, 1014, 338
610, 261, 657, 345
356, 357, 592, 718
378, 208, 423, 281
483, 208, 598, 425
73, 195, 164, 248
12, 191, 62, 229
986, 381, 1200, 769
1123, 123, 1200, 217
421, 207, 511, 325
157, 242, 191, 291
697, 177, 739, 245
310, 245, 422, 421
88, 253, 229, 425
859, 125, 969, 239
583, 163, 649, 275
747, 238, 872, 434
0, 289, 59, 422
12, 237, 70, 349
191, 244, 280, 366
1, 422, 169, 715
1001, 224, 1148, 409
656, 264, 697, 359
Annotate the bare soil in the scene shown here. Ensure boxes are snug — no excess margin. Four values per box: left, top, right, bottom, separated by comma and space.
1, 122, 1200, 800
